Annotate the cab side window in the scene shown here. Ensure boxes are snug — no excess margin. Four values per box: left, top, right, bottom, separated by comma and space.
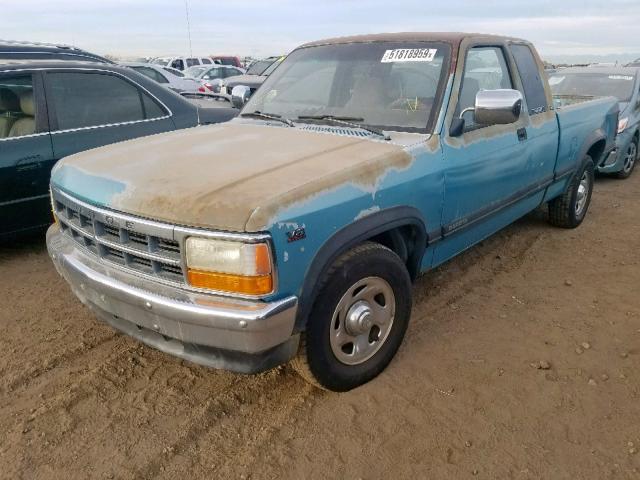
0, 75, 37, 139
134, 67, 168, 84
456, 46, 513, 130
510, 44, 548, 115
171, 59, 184, 70
47, 72, 166, 131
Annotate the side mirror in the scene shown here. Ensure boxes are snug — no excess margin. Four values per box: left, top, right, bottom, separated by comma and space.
472, 89, 523, 125
203, 75, 210, 80
231, 85, 251, 109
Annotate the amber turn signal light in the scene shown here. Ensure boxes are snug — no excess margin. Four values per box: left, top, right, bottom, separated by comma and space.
187, 269, 273, 296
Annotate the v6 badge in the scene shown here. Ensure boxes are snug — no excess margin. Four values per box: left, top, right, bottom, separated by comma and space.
286, 227, 306, 243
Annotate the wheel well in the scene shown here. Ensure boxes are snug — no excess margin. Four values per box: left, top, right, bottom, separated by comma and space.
294, 207, 427, 331
587, 139, 606, 165
368, 225, 423, 281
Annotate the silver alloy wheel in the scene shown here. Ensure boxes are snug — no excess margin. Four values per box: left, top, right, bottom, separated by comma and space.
623, 142, 637, 174
329, 276, 396, 366
575, 170, 591, 217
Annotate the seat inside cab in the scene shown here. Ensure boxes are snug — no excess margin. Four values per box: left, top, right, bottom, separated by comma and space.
0, 77, 36, 139
9, 91, 36, 137
0, 88, 19, 138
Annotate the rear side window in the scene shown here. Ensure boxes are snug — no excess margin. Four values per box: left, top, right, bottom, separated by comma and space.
510, 44, 548, 115
186, 58, 199, 67
47, 72, 166, 130
164, 67, 183, 77
201, 58, 211, 65
206, 68, 222, 78
133, 66, 168, 84
0, 74, 37, 138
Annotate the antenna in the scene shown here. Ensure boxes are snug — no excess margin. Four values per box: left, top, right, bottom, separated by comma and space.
184, 0, 193, 57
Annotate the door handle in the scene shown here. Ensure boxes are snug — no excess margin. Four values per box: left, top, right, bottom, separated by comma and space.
517, 128, 528, 142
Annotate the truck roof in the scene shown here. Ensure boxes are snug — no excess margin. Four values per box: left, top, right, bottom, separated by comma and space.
0, 39, 113, 63
300, 32, 526, 48
0, 59, 121, 70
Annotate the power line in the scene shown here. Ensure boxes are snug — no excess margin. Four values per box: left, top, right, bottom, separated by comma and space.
184, 0, 193, 57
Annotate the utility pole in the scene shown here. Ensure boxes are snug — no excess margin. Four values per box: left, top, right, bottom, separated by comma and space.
184, 0, 193, 57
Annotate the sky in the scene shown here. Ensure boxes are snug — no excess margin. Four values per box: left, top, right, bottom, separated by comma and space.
2, 0, 640, 64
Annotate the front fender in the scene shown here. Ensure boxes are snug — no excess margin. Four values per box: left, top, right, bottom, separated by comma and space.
292, 206, 427, 332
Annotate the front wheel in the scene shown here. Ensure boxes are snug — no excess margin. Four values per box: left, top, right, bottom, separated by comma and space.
615, 139, 638, 179
291, 242, 412, 392
548, 156, 595, 229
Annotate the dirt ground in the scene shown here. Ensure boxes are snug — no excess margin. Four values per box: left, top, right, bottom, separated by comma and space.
1, 173, 639, 480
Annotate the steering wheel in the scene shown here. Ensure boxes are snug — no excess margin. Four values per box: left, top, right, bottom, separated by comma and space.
388, 97, 433, 111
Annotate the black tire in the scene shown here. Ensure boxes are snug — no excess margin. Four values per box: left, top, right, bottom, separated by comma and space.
548, 156, 595, 229
291, 242, 412, 392
615, 137, 638, 179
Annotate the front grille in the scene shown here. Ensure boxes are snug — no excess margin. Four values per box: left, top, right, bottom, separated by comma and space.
53, 191, 184, 284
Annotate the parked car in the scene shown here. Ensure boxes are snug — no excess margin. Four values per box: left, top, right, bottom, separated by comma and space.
150, 56, 217, 71
210, 56, 243, 68
0, 60, 237, 239
123, 62, 202, 95
0, 39, 112, 63
626, 58, 640, 68
47, 33, 617, 391
217, 55, 284, 96
549, 67, 639, 178
184, 64, 245, 80
184, 65, 245, 94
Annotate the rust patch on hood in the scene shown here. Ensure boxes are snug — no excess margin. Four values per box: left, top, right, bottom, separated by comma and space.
56, 122, 413, 232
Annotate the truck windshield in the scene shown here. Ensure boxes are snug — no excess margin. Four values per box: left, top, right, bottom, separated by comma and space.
549, 72, 636, 102
242, 42, 450, 132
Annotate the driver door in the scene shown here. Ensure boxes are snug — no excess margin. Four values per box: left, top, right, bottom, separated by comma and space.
434, 45, 531, 266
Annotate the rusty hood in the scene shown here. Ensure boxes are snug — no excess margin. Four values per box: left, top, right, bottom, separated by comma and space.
51, 121, 413, 232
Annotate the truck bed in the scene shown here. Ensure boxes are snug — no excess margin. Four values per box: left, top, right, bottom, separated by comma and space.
554, 95, 619, 175
553, 94, 599, 109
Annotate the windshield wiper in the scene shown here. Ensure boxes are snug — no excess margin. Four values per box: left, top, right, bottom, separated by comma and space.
240, 111, 294, 127
297, 115, 390, 140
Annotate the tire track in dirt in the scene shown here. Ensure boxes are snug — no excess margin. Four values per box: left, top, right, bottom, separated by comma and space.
2, 331, 119, 394
132, 370, 315, 480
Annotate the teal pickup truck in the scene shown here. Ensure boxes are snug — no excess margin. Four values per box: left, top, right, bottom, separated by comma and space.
46, 33, 618, 391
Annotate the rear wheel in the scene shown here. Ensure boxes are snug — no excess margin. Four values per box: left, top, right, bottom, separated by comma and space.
291, 242, 412, 392
548, 156, 595, 228
615, 139, 638, 179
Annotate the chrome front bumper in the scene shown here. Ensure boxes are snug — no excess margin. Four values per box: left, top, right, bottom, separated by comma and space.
46, 225, 299, 373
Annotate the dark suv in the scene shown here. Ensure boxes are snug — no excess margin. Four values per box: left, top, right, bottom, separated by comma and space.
0, 60, 237, 239
0, 40, 113, 63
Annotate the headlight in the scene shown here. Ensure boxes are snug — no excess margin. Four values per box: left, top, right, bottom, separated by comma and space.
185, 237, 273, 296
618, 117, 629, 134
